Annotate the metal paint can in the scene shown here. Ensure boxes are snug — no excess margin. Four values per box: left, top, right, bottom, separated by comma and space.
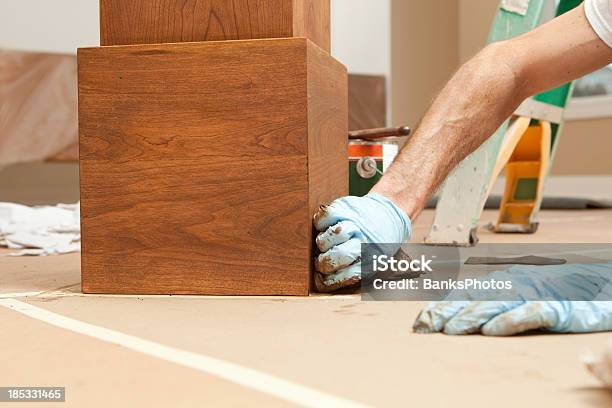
349, 138, 400, 196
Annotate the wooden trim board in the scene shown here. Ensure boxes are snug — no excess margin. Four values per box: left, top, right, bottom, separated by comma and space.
78, 38, 347, 296
348, 74, 387, 131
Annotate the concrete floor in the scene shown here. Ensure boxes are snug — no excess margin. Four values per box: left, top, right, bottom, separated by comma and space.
2, 208, 612, 407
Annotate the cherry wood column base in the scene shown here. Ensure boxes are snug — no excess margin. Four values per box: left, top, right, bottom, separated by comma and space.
78, 38, 347, 296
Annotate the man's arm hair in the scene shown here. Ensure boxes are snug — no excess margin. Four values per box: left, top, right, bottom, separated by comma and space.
372, 4, 612, 220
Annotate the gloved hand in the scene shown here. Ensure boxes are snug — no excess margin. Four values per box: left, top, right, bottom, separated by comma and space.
313, 194, 412, 292
413, 262, 612, 336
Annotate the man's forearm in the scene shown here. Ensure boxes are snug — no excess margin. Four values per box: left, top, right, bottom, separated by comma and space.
372, 4, 612, 220
372, 42, 526, 219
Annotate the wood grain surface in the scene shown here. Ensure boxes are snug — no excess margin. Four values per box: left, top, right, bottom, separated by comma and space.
306, 43, 348, 291
293, 0, 330, 53
78, 38, 346, 295
100, 0, 330, 52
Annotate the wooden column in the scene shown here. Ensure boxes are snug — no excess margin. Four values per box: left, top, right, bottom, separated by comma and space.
79, 1, 346, 295
100, 0, 331, 52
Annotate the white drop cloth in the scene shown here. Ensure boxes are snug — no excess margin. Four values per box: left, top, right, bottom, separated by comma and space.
0, 202, 80, 256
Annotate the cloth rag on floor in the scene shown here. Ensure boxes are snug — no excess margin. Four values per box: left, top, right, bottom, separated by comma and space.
0, 202, 80, 256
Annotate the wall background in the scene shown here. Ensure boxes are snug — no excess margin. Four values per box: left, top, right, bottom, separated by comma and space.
332, 0, 392, 125
331, 0, 391, 78
0, 0, 99, 53
391, 0, 459, 128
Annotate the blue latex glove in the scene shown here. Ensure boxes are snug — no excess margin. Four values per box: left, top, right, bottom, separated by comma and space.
313, 194, 412, 292
413, 263, 612, 336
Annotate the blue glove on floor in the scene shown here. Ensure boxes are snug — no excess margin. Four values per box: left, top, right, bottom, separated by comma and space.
413, 263, 612, 336
313, 194, 412, 292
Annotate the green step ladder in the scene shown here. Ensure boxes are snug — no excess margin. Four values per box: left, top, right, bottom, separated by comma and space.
425, 0, 582, 246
